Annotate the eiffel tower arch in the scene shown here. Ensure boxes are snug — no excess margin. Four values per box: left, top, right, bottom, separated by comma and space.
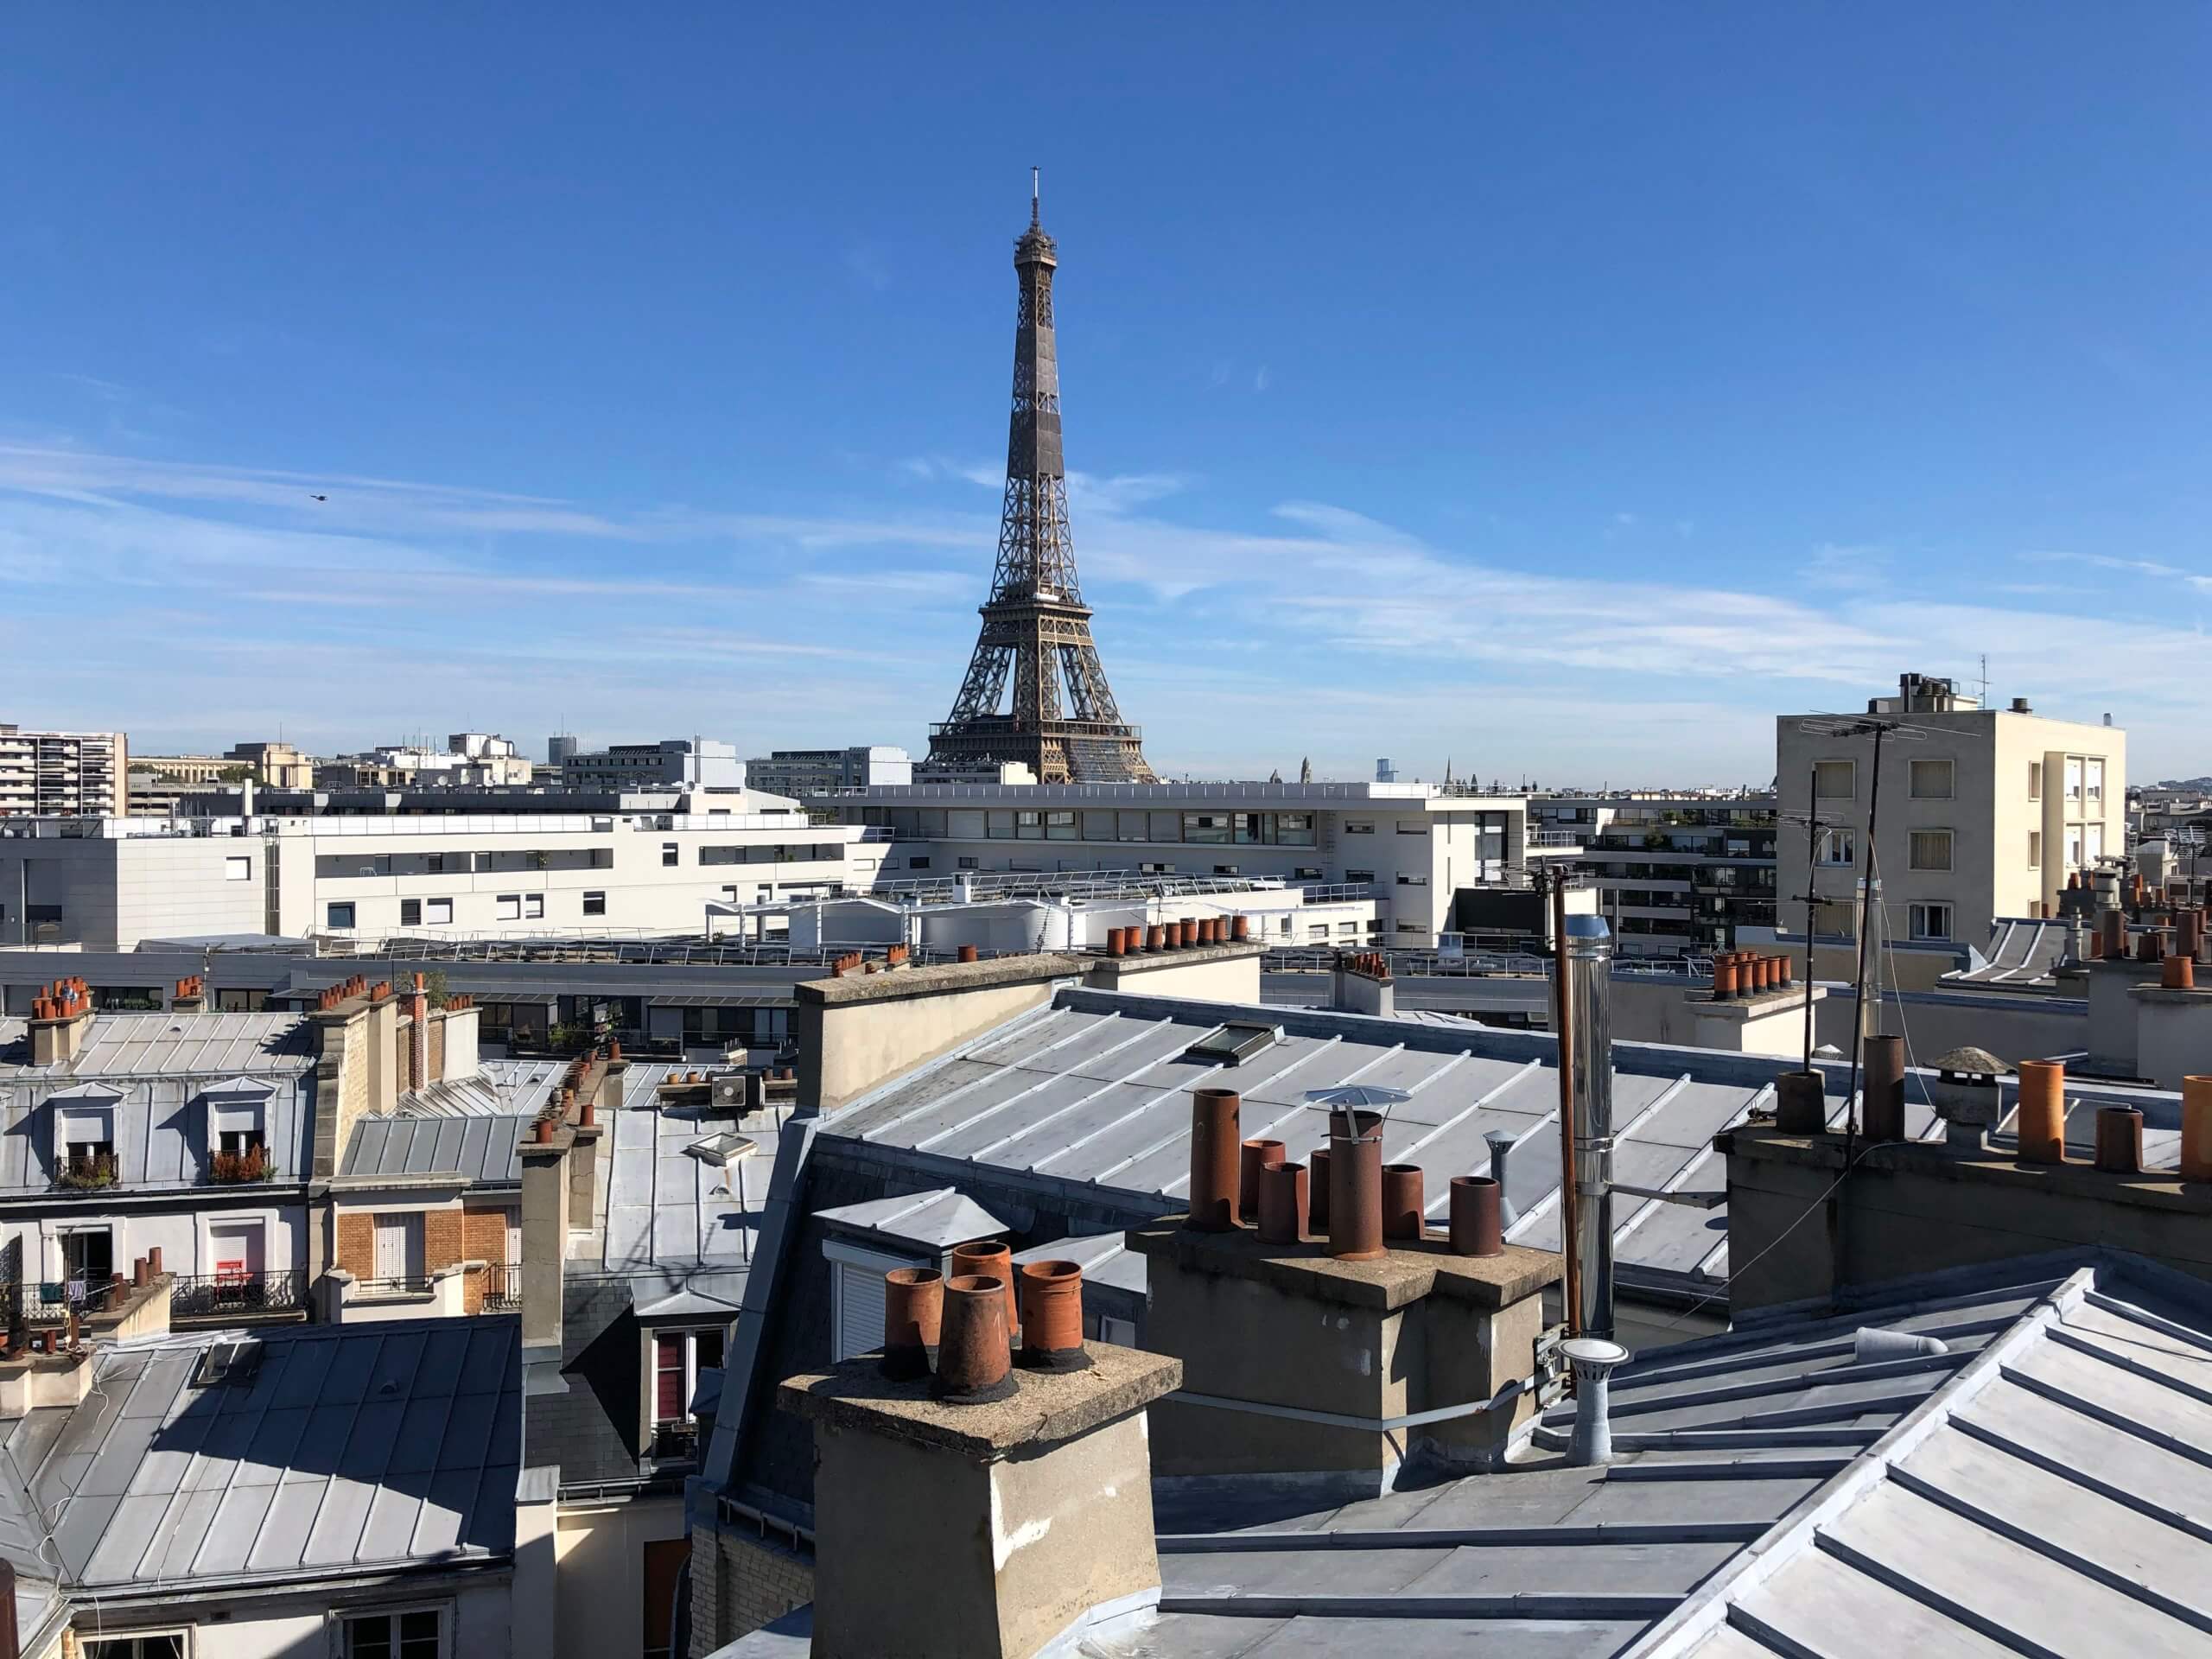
926, 180, 1155, 785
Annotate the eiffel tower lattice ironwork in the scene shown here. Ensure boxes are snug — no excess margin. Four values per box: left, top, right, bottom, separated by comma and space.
926, 177, 1155, 784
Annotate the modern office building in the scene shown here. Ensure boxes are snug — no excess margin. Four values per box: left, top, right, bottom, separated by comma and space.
1777, 671, 2126, 946
0, 798, 882, 949
744, 745, 912, 798
548, 733, 581, 766
565, 737, 746, 792
809, 780, 1567, 948
0, 724, 127, 818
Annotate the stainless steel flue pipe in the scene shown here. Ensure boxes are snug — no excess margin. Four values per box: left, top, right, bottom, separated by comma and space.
1563, 913, 1615, 1342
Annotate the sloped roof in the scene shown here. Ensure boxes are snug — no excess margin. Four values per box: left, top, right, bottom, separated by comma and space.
814, 1187, 1007, 1250
340, 1113, 532, 1186
597, 1104, 774, 1272
0, 1317, 520, 1592
10, 1010, 315, 1078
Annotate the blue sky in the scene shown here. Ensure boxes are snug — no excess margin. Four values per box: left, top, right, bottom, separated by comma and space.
3, 6, 2209, 785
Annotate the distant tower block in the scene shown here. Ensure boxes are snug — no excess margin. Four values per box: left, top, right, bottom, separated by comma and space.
927, 179, 1155, 785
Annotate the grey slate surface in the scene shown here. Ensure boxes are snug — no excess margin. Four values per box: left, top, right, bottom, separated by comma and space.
341, 1113, 532, 1185
0, 1317, 519, 1592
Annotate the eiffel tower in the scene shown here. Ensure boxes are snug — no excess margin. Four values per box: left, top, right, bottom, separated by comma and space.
926, 176, 1155, 784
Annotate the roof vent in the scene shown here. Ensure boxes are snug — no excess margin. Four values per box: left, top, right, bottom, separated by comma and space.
1183, 1021, 1281, 1065
194, 1338, 265, 1389
1852, 1326, 1948, 1363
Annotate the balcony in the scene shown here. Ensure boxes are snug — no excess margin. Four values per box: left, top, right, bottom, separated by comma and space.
480, 1264, 522, 1313
650, 1419, 701, 1463
207, 1146, 276, 1185
54, 1152, 118, 1192
170, 1269, 310, 1326
354, 1274, 435, 1300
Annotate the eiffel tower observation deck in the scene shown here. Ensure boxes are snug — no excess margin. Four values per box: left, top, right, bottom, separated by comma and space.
925, 176, 1156, 785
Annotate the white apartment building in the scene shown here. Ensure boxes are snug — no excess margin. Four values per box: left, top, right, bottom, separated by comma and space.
567, 736, 747, 791
811, 781, 1553, 948
0, 724, 127, 818
746, 744, 912, 798
0, 805, 886, 950
319, 732, 535, 788
1777, 672, 2126, 950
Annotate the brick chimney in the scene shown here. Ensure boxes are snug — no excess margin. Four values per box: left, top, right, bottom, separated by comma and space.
778, 1338, 1180, 1659
29, 979, 94, 1067
407, 972, 430, 1093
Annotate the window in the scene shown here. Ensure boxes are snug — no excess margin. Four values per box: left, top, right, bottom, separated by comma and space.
2028, 830, 2041, 868
524, 894, 543, 919
425, 898, 452, 925
1214, 864, 1239, 877
1184, 812, 1231, 845
653, 1325, 728, 1422
1344, 821, 1375, 836
2028, 761, 2042, 800
957, 856, 978, 870
326, 902, 356, 929
1396, 874, 1428, 887
582, 891, 607, 917
1307, 924, 1330, 940
372, 1213, 425, 1285
2086, 823, 2105, 862
400, 899, 422, 927
2085, 759, 2104, 804
1909, 760, 1954, 800
908, 856, 930, 870
1817, 830, 1856, 866
224, 856, 251, 881
1338, 920, 1360, 936
2064, 759, 2082, 801
426, 853, 446, 874
1909, 830, 1953, 872
496, 894, 521, 921
1345, 869, 1376, 886
1396, 820, 1428, 836
342, 1608, 442, 1659
1814, 760, 1854, 799
1908, 902, 1954, 942
86, 1637, 187, 1659
662, 842, 679, 867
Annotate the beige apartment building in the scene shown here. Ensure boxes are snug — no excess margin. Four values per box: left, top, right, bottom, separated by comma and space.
0, 724, 127, 817
1777, 672, 2125, 950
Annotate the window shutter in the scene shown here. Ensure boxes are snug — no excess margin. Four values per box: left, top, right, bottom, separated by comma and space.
655, 1336, 684, 1420
836, 1262, 887, 1363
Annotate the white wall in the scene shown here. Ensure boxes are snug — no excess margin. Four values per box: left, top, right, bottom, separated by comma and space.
554, 1493, 688, 1659
8, 1203, 308, 1283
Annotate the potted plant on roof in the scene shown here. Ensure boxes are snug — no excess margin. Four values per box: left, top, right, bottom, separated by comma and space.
54, 1151, 118, 1191
209, 1145, 272, 1185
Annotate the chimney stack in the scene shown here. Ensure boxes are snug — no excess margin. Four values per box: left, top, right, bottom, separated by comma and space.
778, 1331, 1179, 1659
1563, 914, 1616, 1341
407, 972, 430, 1093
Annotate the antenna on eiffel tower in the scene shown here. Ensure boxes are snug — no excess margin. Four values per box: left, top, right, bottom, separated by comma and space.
926, 186, 1154, 784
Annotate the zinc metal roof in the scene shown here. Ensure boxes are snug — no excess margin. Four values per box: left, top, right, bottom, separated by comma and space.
596, 1104, 776, 1272
10, 1009, 315, 1078
397, 1071, 512, 1117
0, 1027, 317, 1196
1945, 916, 2069, 988
0, 1317, 519, 1592
340, 1113, 532, 1185
1646, 1257, 2212, 1656
824, 988, 1787, 1300
720, 1254, 2196, 1659
815, 1187, 1007, 1249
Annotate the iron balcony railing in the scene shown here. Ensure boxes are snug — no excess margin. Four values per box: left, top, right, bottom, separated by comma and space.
480, 1264, 522, 1313
169, 1269, 309, 1322
649, 1420, 701, 1462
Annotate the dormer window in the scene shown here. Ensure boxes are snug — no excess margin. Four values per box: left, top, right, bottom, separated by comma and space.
203, 1081, 275, 1184
56, 1106, 117, 1190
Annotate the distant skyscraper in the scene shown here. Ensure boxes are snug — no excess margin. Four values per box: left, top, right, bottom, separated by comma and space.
927, 179, 1153, 785
548, 734, 579, 766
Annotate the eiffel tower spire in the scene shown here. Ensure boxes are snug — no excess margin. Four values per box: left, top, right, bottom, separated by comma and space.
926, 179, 1154, 784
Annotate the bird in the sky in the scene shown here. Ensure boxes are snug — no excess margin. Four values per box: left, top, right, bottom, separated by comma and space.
309, 493, 327, 502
